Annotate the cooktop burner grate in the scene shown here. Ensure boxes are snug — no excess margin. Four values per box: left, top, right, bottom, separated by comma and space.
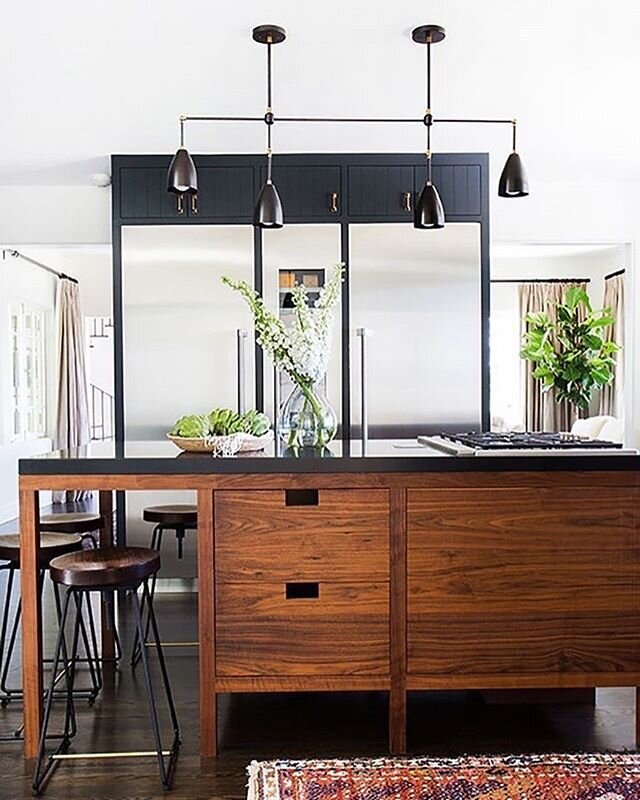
440, 431, 623, 450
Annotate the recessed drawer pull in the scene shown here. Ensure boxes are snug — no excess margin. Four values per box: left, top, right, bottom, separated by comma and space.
285, 489, 319, 506
285, 582, 319, 599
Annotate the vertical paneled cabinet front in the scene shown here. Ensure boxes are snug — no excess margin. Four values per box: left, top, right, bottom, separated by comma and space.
262, 165, 343, 220
214, 488, 390, 676
118, 164, 256, 221
119, 167, 188, 220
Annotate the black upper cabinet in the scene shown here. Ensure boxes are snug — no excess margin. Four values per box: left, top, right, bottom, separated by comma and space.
119, 167, 187, 220
347, 165, 415, 219
263, 165, 342, 220
114, 154, 486, 223
414, 163, 482, 217
192, 166, 255, 219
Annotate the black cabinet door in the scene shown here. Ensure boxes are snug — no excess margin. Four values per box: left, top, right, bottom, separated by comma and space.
414, 163, 482, 217
118, 167, 187, 220
190, 166, 256, 220
347, 165, 415, 219
263, 165, 342, 219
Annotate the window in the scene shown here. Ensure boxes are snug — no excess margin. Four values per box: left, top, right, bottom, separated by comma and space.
10, 303, 47, 441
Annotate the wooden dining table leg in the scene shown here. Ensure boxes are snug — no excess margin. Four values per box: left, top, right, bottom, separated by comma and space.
197, 488, 217, 757
19, 486, 42, 760
99, 489, 116, 664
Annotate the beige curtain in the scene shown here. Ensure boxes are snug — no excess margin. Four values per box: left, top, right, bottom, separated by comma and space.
53, 279, 91, 503
519, 281, 588, 432
598, 273, 625, 417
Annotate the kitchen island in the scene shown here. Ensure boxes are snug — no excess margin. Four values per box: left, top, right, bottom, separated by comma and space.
18, 439, 640, 759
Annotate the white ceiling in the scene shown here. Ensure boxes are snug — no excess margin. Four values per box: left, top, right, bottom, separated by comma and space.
2, 0, 639, 186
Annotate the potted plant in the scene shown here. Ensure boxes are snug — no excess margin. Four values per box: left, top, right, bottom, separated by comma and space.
520, 286, 620, 412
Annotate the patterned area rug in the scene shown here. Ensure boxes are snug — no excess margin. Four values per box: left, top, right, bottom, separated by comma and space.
247, 754, 640, 800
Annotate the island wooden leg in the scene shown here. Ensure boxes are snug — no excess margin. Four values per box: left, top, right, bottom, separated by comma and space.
19, 487, 42, 759
197, 488, 217, 757
98, 490, 116, 664
389, 488, 407, 754
636, 688, 640, 748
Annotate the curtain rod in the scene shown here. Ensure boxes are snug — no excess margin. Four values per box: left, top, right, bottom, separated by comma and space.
605, 268, 625, 281
490, 278, 591, 284
1, 249, 78, 284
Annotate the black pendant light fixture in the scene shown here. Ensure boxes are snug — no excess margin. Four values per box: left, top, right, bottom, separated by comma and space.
413, 26, 445, 229
252, 25, 285, 228
168, 23, 529, 228
167, 117, 198, 215
499, 121, 529, 197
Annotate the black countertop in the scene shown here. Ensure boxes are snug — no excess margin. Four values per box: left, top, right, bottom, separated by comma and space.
18, 439, 640, 475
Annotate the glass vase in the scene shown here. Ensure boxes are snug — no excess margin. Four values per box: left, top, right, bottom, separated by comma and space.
277, 379, 338, 449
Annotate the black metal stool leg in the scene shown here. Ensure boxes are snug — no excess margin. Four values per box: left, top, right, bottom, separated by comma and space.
0, 563, 16, 705
131, 526, 164, 669
132, 581, 180, 789
32, 588, 81, 794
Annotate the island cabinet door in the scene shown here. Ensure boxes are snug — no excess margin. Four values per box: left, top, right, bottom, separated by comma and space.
406, 486, 640, 685
214, 488, 390, 677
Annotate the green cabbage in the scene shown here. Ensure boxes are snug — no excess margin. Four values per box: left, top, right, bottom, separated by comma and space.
171, 414, 209, 438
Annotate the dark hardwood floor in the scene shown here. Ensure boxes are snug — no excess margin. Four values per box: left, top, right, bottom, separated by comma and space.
0, 589, 636, 800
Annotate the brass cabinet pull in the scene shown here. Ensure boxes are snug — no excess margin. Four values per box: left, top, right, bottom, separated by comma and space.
402, 192, 412, 213
329, 192, 339, 213
190, 194, 198, 215
176, 194, 185, 215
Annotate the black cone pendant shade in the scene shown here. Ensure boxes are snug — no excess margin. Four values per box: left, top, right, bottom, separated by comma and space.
414, 182, 445, 229
254, 179, 284, 228
167, 147, 198, 195
498, 152, 529, 197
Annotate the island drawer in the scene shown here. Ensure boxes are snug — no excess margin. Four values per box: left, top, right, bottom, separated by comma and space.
215, 580, 389, 676
214, 489, 390, 582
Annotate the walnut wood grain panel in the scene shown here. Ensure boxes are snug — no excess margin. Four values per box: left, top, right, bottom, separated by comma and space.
18, 470, 640, 494
215, 676, 389, 692
215, 489, 389, 582
408, 487, 640, 677
216, 581, 389, 676
409, 488, 640, 613
19, 489, 42, 759
196, 489, 217, 757
406, 672, 640, 690
408, 612, 640, 676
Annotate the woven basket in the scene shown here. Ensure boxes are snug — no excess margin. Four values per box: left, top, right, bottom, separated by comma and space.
167, 430, 273, 454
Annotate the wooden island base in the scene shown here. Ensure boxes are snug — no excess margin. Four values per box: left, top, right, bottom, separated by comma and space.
18, 464, 640, 758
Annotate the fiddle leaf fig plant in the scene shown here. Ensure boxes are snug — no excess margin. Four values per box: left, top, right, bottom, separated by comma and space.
520, 286, 620, 410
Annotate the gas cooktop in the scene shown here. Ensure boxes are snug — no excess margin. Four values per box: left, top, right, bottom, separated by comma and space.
441, 431, 622, 450
418, 431, 636, 457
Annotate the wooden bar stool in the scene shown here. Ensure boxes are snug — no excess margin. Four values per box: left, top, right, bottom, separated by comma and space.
33, 547, 180, 794
0, 533, 102, 741
39, 512, 106, 549
131, 504, 197, 667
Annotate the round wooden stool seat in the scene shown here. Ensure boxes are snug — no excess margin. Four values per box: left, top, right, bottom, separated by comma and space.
49, 547, 160, 589
39, 512, 105, 534
142, 504, 197, 527
0, 532, 83, 566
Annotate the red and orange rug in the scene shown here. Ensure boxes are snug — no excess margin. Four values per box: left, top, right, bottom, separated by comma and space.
248, 754, 640, 800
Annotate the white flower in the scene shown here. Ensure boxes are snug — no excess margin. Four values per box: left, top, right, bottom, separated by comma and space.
222, 264, 344, 385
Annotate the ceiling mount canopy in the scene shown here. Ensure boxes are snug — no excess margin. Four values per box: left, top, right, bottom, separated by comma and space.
168, 23, 529, 229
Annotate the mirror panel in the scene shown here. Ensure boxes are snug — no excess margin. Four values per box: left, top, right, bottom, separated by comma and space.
349, 223, 482, 435
122, 225, 255, 575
